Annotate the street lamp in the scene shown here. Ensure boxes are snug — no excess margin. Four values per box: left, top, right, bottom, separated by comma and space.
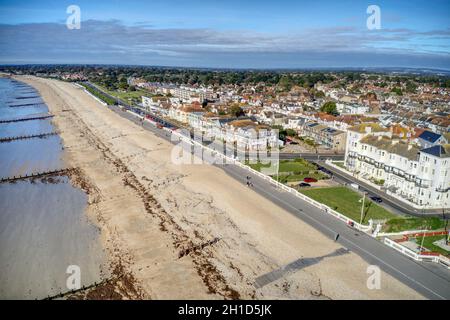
419, 227, 429, 254
359, 191, 367, 225
444, 210, 449, 246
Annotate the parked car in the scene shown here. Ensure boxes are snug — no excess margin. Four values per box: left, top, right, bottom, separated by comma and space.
370, 196, 383, 203
299, 182, 311, 187
303, 177, 318, 183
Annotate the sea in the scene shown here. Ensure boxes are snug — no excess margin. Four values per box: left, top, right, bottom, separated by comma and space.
0, 77, 105, 299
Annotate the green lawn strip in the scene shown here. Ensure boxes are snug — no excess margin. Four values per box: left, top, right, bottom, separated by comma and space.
332, 161, 346, 169
383, 217, 446, 233
80, 83, 116, 105
413, 235, 450, 256
299, 187, 395, 224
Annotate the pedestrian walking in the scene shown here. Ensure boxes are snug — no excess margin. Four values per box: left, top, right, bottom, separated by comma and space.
334, 233, 340, 242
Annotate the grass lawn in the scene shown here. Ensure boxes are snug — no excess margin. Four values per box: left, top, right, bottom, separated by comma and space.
414, 235, 450, 256
247, 159, 328, 182
248, 159, 320, 174
383, 217, 447, 233
300, 187, 396, 224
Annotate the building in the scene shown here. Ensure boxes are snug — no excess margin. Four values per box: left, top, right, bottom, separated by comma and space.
344, 125, 450, 209
223, 119, 279, 151
301, 122, 347, 152
337, 103, 370, 115
171, 86, 216, 103
416, 130, 448, 149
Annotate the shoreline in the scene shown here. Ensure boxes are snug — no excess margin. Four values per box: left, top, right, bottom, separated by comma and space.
14, 75, 424, 300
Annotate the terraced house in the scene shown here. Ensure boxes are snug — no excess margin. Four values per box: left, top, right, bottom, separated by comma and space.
167, 106, 280, 151
302, 122, 347, 152
345, 124, 450, 209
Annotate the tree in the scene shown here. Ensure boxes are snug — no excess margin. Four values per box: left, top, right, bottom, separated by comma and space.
286, 129, 297, 137
320, 101, 338, 115
229, 105, 244, 117
278, 75, 293, 91
405, 81, 417, 93
390, 87, 403, 96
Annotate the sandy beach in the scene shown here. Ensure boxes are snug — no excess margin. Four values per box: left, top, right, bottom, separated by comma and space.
15, 76, 424, 300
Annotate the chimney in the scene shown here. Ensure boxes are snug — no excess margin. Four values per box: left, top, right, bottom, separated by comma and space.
365, 126, 372, 134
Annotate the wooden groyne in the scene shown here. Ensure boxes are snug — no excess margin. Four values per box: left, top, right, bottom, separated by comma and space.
42, 277, 118, 300
16, 91, 37, 95
0, 114, 53, 123
14, 95, 40, 100
0, 132, 57, 143
0, 168, 72, 183
8, 102, 45, 108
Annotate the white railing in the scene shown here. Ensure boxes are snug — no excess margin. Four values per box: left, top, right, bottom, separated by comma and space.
384, 238, 450, 269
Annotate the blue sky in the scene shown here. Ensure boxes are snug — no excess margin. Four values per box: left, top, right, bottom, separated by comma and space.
0, 0, 449, 69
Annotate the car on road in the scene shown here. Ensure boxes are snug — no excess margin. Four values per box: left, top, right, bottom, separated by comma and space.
303, 177, 318, 183
317, 166, 333, 175
370, 196, 383, 203
298, 182, 311, 187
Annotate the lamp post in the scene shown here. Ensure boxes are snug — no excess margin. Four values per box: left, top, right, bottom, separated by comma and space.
420, 227, 428, 254
360, 192, 366, 225
444, 210, 449, 246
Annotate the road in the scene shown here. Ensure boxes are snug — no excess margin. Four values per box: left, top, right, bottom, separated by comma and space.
107, 104, 450, 300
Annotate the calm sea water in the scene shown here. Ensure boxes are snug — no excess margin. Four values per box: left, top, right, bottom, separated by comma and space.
0, 78, 105, 299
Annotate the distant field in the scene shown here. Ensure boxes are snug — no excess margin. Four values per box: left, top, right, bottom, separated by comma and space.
299, 186, 395, 224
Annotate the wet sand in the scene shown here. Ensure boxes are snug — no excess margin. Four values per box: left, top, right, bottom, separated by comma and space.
15, 75, 424, 300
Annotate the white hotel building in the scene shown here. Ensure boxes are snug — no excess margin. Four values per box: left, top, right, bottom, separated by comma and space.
345, 124, 450, 209
171, 86, 216, 103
